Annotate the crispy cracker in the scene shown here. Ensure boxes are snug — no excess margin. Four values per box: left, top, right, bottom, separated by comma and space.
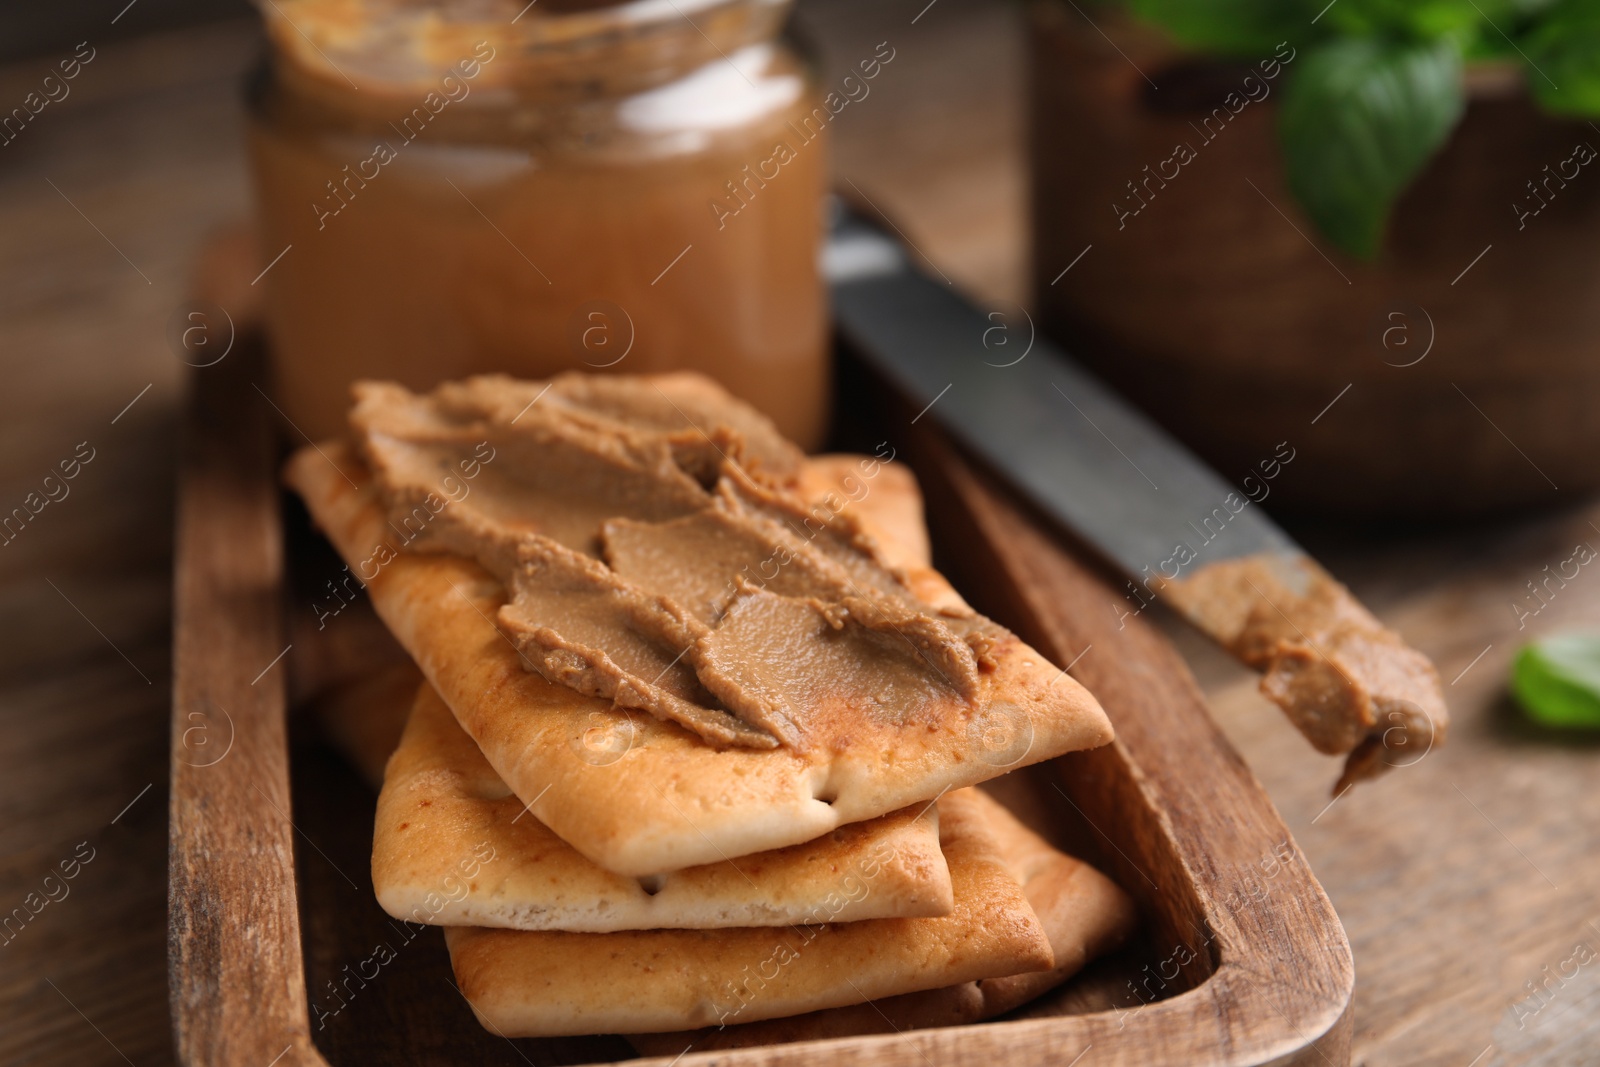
444, 788, 1053, 1037
798, 454, 932, 575
629, 789, 1137, 1052
285, 437, 1113, 875
375, 681, 953, 931
307, 451, 934, 793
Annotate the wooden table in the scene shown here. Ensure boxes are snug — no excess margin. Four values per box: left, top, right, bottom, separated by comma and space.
2, 5, 1595, 1065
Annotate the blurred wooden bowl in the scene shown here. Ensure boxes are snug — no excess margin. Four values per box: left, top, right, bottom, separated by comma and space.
1029, 2, 1600, 518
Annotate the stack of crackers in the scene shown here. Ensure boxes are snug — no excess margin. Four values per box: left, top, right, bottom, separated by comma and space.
287, 373, 1136, 1047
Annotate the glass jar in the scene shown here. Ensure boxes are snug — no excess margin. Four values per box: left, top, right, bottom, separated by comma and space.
248, 0, 829, 447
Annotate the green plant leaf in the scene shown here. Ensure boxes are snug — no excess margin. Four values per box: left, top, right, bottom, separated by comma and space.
1127, 0, 1325, 57
1278, 36, 1466, 259
1524, 0, 1600, 116
1465, 31, 1520, 60
1324, 0, 1483, 41
1323, 0, 1555, 41
1513, 632, 1600, 728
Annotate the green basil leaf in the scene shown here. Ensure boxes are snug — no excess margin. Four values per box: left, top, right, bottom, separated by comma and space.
1323, 0, 1555, 41
1513, 632, 1600, 728
1128, 0, 1324, 57
1278, 37, 1466, 259
1465, 32, 1521, 60
1460, 0, 1561, 59
1524, 0, 1600, 116
1507, 0, 1566, 15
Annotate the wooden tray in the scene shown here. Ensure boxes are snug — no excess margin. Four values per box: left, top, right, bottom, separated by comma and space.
169, 341, 1354, 1066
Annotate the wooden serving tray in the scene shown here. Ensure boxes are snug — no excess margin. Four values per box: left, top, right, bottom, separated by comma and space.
169, 342, 1354, 1066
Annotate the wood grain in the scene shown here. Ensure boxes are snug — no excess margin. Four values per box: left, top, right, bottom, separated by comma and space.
169, 338, 327, 1067
0, 20, 258, 1067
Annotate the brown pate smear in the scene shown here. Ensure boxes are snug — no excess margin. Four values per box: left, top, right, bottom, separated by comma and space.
1165, 553, 1448, 793
350, 374, 1005, 750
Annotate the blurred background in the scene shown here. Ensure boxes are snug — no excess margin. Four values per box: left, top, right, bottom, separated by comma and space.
0, 2, 251, 62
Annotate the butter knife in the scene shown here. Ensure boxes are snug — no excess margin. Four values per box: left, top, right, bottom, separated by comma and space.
826, 204, 1447, 793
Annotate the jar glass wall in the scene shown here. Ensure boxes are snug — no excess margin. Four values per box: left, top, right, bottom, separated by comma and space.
249, 0, 830, 446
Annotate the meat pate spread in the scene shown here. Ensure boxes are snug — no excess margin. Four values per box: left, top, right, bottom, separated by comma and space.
351, 374, 1004, 750
1167, 553, 1448, 791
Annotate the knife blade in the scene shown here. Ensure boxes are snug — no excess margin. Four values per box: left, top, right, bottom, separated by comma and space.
826, 203, 1447, 792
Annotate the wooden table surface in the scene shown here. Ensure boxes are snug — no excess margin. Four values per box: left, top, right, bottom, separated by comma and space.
2, 5, 1595, 1066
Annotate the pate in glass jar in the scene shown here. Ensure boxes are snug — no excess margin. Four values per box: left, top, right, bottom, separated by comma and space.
249, 0, 830, 446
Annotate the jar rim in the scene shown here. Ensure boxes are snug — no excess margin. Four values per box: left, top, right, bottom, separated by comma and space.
256, 0, 793, 96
